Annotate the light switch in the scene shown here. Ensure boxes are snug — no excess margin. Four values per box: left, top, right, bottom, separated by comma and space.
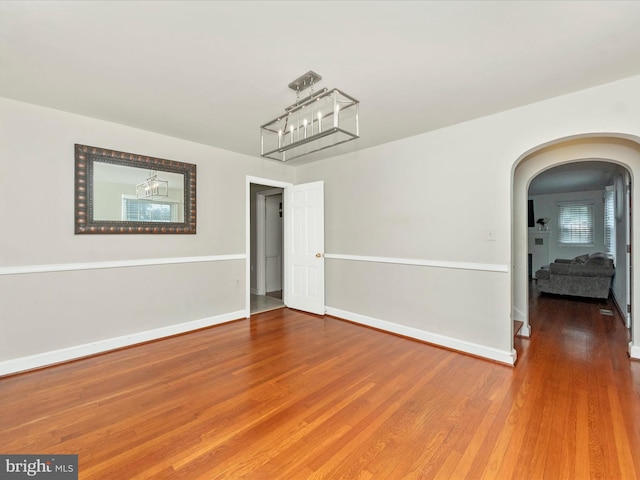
486, 228, 496, 241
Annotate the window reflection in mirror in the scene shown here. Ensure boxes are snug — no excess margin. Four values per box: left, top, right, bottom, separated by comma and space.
92, 162, 185, 222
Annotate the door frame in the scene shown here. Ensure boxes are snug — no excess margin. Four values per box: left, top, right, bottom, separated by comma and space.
625, 172, 633, 330
255, 188, 284, 296
246, 176, 292, 317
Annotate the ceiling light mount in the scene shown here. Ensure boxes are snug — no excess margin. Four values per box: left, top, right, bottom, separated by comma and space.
260, 71, 359, 162
287, 70, 322, 92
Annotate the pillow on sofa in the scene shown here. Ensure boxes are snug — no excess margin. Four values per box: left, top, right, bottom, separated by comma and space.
571, 254, 590, 264
587, 252, 613, 267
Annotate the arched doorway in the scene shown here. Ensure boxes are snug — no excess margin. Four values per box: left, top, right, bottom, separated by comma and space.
512, 135, 640, 360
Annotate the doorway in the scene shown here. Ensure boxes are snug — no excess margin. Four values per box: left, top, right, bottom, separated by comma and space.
246, 176, 326, 317
512, 136, 638, 359
250, 184, 285, 314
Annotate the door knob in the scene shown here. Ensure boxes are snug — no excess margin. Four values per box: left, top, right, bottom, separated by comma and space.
315, 253, 323, 258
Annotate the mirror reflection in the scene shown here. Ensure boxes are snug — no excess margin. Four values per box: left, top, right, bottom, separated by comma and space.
75, 144, 196, 234
93, 162, 185, 223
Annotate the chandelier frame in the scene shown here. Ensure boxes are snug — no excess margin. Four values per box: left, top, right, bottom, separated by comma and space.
260, 72, 359, 162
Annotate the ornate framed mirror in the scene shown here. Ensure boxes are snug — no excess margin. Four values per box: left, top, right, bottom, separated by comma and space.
75, 144, 196, 234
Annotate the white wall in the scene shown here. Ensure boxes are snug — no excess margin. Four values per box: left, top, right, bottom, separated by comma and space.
0, 97, 295, 374
297, 74, 640, 364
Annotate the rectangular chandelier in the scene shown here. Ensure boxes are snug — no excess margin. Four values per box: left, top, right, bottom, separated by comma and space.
136, 171, 169, 199
260, 71, 359, 162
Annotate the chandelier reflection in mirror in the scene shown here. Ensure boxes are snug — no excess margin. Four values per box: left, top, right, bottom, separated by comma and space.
136, 171, 169, 199
260, 71, 359, 162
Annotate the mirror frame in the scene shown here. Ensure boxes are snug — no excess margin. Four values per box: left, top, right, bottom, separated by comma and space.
75, 144, 197, 234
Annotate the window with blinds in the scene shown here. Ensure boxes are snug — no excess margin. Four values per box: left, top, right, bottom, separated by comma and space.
122, 198, 178, 222
604, 186, 616, 261
557, 201, 594, 245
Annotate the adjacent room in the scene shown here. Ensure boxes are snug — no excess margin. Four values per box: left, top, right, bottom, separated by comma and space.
529, 160, 630, 315
1, 1, 640, 478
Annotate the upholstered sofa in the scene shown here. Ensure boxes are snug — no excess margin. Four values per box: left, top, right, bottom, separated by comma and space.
535, 253, 615, 299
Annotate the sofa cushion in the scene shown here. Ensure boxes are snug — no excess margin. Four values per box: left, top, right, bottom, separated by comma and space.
571, 254, 590, 264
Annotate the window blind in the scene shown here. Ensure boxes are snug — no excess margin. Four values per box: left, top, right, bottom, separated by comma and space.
557, 201, 594, 245
122, 198, 177, 222
604, 186, 616, 261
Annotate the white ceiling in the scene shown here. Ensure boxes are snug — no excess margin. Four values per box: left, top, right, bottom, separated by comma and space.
528, 161, 626, 195
3, 1, 640, 166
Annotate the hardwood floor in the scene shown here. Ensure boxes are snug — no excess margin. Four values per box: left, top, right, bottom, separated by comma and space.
1, 293, 639, 479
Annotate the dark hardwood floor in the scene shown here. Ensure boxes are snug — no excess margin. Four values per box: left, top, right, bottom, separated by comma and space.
1, 291, 639, 479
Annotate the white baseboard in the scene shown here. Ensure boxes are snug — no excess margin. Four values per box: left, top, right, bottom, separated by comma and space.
611, 292, 632, 328
325, 307, 517, 366
512, 306, 531, 338
0, 310, 247, 377
630, 342, 640, 360
518, 323, 531, 338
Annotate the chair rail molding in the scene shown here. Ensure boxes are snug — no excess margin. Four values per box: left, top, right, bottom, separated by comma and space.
0, 254, 246, 276
324, 253, 509, 273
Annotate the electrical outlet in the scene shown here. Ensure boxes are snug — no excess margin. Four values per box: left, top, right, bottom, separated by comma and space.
235, 279, 240, 287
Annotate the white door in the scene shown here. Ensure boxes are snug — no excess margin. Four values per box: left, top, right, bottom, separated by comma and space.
265, 194, 283, 293
286, 181, 325, 315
